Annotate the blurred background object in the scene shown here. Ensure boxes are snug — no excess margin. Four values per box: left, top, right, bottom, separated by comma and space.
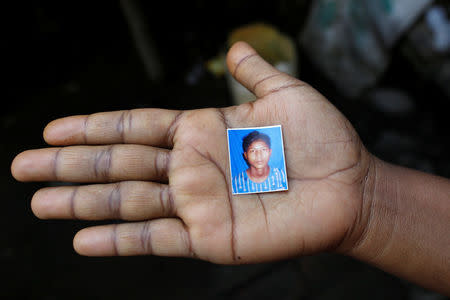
120, 0, 163, 81
300, 0, 432, 99
401, 2, 450, 98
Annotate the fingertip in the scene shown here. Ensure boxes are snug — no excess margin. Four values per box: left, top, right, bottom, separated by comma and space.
73, 228, 92, 256
43, 115, 86, 145
31, 187, 67, 220
73, 226, 114, 256
30, 189, 46, 219
11, 151, 33, 182
42, 119, 58, 144
10, 148, 59, 182
226, 41, 258, 75
10, 153, 21, 181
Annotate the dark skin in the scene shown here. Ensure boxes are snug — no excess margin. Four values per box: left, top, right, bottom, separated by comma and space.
11, 42, 450, 295
243, 139, 272, 183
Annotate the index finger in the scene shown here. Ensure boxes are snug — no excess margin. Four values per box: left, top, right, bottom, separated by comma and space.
43, 108, 182, 147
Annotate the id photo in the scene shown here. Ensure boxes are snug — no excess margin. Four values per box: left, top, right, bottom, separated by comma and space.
227, 125, 288, 195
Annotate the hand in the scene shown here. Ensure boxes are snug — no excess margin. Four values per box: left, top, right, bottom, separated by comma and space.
11, 42, 372, 264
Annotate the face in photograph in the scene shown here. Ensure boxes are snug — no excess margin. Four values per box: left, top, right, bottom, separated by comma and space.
242, 132, 272, 183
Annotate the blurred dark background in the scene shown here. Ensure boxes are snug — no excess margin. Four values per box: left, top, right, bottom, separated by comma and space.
1, 1, 449, 299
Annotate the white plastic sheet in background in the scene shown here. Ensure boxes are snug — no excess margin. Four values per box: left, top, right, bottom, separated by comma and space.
366, 0, 432, 47
300, 0, 432, 99
401, 4, 450, 97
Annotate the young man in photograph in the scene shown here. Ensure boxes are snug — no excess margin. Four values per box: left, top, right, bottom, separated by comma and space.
233, 131, 287, 194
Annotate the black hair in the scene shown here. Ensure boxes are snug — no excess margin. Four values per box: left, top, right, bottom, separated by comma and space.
242, 131, 271, 153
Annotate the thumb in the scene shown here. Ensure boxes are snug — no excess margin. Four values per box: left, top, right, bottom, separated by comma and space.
226, 41, 301, 99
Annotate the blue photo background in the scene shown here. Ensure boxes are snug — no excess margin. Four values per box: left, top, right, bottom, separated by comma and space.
227, 126, 286, 179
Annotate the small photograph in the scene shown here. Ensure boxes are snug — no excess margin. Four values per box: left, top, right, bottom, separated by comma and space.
227, 125, 288, 195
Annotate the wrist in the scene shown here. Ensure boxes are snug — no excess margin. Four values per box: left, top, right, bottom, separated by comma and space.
335, 155, 395, 260
336, 151, 450, 295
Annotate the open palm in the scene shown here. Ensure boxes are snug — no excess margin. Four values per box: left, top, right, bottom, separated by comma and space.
12, 42, 371, 264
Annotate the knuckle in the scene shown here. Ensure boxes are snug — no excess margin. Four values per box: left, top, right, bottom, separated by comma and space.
154, 150, 170, 180
140, 221, 153, 254
83, 115, 90, 144
108, 182, 122, 218
166, 111, 184, 147
93, 146, 114, 181
259, 76, 295, 95
112, 224, 119, 256
69, 186, 79, 219
181, 224, 195, 258
252, 73, 282, 93
159, 185, 175, 216
233, 53, 258, 77
116, 110, 133, 143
